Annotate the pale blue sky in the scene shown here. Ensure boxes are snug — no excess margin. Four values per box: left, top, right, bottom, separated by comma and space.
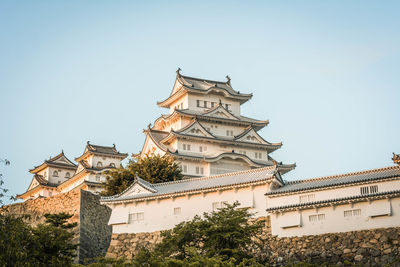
1, 1, 399, 203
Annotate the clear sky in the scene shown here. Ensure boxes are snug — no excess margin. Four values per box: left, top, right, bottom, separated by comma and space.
1, 1, 399, 203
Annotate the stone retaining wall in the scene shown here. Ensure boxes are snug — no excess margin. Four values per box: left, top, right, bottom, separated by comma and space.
262, 227, 400, 266
106, 218, 400, 266
4, 189, 112, 264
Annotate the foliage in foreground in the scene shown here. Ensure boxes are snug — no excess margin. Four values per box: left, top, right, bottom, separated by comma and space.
0, 212, 78, 267
79, 202, 266, 266
101, 153, 183, 196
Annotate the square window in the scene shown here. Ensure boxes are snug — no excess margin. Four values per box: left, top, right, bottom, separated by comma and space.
212, 202, 220, 211
174, 207, 181, 215
187, 144, 191, 151
370, 185, 378, 194
129, 213, 137, 223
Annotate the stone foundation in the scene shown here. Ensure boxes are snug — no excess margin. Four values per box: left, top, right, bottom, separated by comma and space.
4, 189, 112, 264
106, 218, 400, 266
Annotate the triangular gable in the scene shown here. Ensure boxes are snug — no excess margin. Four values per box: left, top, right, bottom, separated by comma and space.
120, 183, 154, 197
51, 154, 76, 166
203, 105, 239, 120
178, 120, 214, 138
171, 75, 185, 96
235, 128, 269, 144
118, 177, 157, 198
27, 177, 40, 191
141, 132, 167, 157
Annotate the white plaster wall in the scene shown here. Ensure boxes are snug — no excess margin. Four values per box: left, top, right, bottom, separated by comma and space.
200, 122, 247, 138
92, 155, 121, 169
267, 179, 400, 208
270, 198, 400, 237
48, 167, 73, 185
109, 183, 269, 234
176, 138, 267, 161
168, 95, 188, 114
187, 94, 241, 116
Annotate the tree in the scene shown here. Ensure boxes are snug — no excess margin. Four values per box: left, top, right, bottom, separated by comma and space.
0, 158, 13, 206
80, 203, 266, 267
0, 212, 78, 267
0, 214, 32, 265
138, 202, 265, 264
30, 213, 78, 265
102, 154, 183, 196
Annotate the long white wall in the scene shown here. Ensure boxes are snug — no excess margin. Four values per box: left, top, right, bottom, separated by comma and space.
270, 197, 400, 237
108, 183, 269, 234
267, 179, 400, 208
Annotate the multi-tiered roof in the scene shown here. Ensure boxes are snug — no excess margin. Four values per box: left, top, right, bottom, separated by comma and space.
137, 70, 295, 177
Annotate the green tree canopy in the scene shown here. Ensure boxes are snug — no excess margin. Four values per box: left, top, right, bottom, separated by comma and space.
0, 212, 78, 267
136, 202, 266, 265
101, 154, 183, 196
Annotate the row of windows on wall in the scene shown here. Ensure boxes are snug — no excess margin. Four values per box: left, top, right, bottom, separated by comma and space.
196, 100, 231, 111
299, 185, 379, 204
196, 166, 204, 175
174, 102, 184, 110
96, 162, 116, 168
52, 171, 71, 178
299, 194, 315, 203
181, 165, 204, 174
128, 201, 231, 224
309, 209, 363, 222
182, 144, 207, 153
360, 185, 378, 195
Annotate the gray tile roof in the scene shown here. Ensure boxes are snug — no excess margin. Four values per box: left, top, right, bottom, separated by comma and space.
179, 74, 251, 97
87, 142, 128, 157
101, 166, 278, 203
266, 165, 400, 196
176, 109, 268, 125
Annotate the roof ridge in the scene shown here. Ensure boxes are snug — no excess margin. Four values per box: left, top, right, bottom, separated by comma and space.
180, 74, 228, 85
286, 165, 400, 185
154, 165, 276, 187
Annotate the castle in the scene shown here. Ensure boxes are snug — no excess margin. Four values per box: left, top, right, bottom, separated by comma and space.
16, 70, 400, 264
18, 142, 127, 201
135, 69, 295, 177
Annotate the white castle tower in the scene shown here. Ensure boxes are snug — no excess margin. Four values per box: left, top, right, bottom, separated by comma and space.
135, 69, 295, 177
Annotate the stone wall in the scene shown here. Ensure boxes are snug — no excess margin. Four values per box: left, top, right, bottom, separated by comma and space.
79, 190, 112, 262
262, 227, 400, 266
4, 189, 112, 264
106, 217, 400, 266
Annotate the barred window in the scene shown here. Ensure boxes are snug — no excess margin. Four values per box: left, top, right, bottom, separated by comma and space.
174, 207, 181, 215
344, 209, 361, 217
309, 213, 325, 222
299, 194, 315, 203
361, 185, 378, 195
129, 212, 144, 223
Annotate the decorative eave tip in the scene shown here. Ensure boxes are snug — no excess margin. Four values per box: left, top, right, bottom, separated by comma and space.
176, 67, 181, 76
226, 75, 231, 85
393, 153, 400, 165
